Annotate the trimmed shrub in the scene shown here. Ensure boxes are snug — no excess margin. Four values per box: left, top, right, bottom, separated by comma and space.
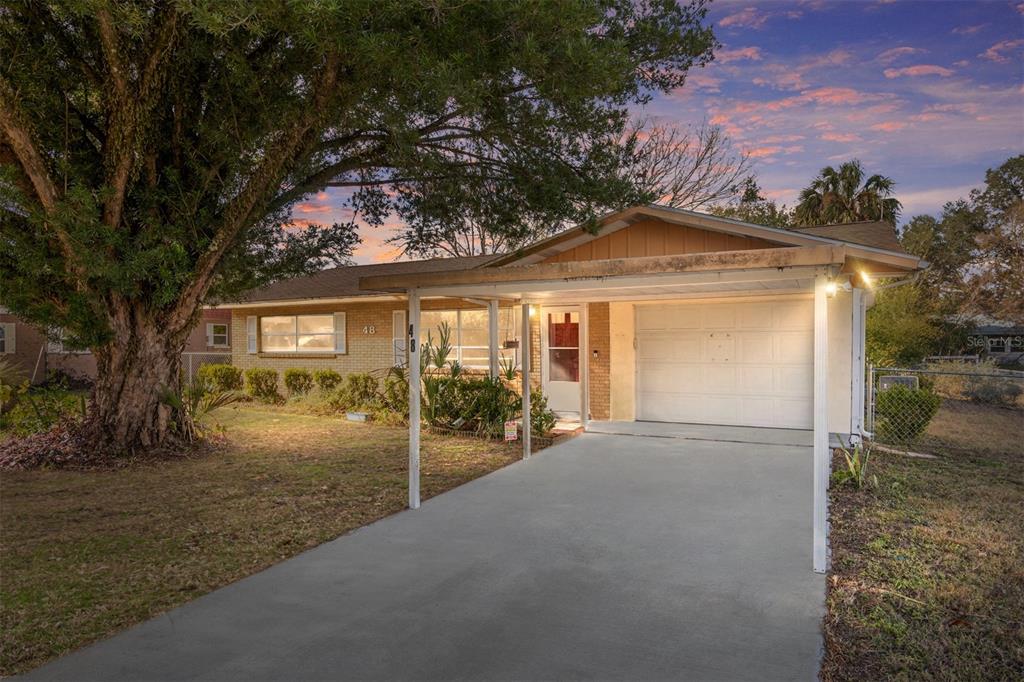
875, 384, 941, 444
245, 368, 280, 402
328, 373, 379, 412
313, 369, 342, 393
530, 387, 558, 437
196, 363, 243, 392
283, 368, 314, 395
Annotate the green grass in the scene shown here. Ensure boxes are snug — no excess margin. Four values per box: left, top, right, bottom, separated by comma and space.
823, 402, 1024, 680
0, 405, 521, 676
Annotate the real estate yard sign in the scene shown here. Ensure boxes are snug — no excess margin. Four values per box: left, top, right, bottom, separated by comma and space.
504, 420, 518, 441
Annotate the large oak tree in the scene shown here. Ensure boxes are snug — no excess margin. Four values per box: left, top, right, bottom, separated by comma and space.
0, 1, 714, 452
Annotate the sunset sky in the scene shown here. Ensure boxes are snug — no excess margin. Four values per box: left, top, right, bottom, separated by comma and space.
297, 0, 1024, 264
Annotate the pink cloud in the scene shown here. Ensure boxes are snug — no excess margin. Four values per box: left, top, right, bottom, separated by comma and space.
883, 64, 954, 78
295, 202, 334, 214
979, 39, 1024, 63
719, 8, 770, 29
876, 46, 926, 64
821, 132, 861, 143
684, 73, 722, 93
870, 121, 906, 132
716, 46, 763, 63
744, 144, 803, 159
1018, 2, 1024, 14
952, 24, 987, 35
761, 134, 805, 143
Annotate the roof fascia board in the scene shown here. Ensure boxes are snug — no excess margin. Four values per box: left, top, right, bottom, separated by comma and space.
361, 245, 843, 291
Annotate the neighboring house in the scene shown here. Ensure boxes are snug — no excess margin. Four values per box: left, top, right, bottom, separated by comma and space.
0, 308, 233, 384
223, 205, 925, 444
970, 320, 1024, 366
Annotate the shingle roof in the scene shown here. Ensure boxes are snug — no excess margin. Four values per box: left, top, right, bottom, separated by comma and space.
791, 221, 907, 254
240, 255, 496, 302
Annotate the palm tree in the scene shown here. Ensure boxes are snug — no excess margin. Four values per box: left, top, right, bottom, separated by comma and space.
794, 160, 902, 225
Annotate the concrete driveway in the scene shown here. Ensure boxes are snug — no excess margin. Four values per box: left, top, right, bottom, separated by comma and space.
26, 431, 824, 682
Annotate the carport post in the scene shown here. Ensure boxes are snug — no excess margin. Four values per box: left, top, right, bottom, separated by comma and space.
408, 289, 421, 510
813, 274, 829, 573
488, 299, 499, 378
521, 302, 531, 459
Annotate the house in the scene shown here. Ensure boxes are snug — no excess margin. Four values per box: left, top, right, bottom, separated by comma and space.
0, 308, 233, 384
223, 204, 925, 573
969, 318, 1024, 366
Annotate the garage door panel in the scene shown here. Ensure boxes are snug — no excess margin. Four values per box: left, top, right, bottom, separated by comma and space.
776, 366, 812, 393
773, 301, 813, 329
739, 304, 773, 329
775, 399, 813, 427
636, 300, 813, 429
739, 334, 774, 363
703, 334, 734, 362
739, 397, 775, 426
775, 333, 813, 362
703, 365, 736, 391
738, 366, 773, 393
703, 306, 736, 329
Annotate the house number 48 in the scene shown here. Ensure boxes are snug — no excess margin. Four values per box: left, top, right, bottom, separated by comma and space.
362, 325, 376, 335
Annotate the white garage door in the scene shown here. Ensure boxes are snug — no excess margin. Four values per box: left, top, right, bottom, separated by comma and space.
635, 300, 813, 429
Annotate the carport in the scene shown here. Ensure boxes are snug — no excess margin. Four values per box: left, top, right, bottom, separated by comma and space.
361, 245, 851, 573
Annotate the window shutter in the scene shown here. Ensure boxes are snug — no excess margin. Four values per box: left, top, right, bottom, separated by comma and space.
246, 316, 257, 353
392, 310, 407, 367
334, 312, 346, 353
205, 323, 213, 347
1, 323, 13, 354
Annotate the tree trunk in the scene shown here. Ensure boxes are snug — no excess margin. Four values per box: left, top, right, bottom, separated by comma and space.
90, 316, 185, 454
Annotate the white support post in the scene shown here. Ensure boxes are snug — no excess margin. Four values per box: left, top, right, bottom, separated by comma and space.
408, 290, 421, 510
521, 302, 531, 459
850, 287, 866, 440
488, 299, 499, 379
813, 275, 830, 574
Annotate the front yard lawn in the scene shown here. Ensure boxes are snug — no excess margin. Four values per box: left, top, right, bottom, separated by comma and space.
0, 405, 520, 676
823, 402, 1024, 680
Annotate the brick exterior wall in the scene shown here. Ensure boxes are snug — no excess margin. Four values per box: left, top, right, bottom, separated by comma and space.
587, 303, 610, 420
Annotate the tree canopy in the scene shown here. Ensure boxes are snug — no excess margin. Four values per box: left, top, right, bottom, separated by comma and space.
0, 0, 716, 451
794, 159, 901, 226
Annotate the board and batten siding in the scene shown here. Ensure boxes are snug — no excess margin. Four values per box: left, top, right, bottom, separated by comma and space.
542, 219, 779, 264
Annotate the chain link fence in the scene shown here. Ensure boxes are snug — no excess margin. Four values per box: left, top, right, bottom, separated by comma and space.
867, 364, 1024, 451
182, 352, 232, 384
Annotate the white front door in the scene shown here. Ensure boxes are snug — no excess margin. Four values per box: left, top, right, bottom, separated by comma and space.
541, 306, 581, 416
634, 299, 814, 429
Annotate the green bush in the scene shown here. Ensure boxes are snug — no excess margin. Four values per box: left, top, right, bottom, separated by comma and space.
378, 367, 409, 418
530, 387, 558, 437
245, 368, 280, 402
0, 383, 85, 436
313, 369, 342, 392
283, 368, 314, 395
875, 384, 941, 444
328, 373, 379, 412
196, 363, 242, 392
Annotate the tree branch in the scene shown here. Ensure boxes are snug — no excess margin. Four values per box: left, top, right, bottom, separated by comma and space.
0, 78, 60, 213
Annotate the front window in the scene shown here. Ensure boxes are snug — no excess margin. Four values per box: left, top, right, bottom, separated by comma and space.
420, 308, 521, 369
207, 323, 229, 347
261, 314, 340, 353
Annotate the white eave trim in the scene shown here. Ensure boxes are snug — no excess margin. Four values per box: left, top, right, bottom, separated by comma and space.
208, 294, 403, 309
